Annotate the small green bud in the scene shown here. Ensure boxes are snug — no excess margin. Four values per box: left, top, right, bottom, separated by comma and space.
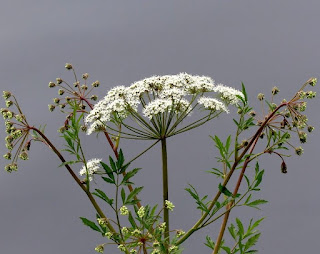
137, 206, 145, 218
5, 142, 13, 150
97, 218, 107, 227
153, 241, 160, 248
121, 227, 129, 235
65, 63, 73, 70
82, 73, 89, 80
58, 89, 65, 95
298, 131, 307, 143
2, 91, 12, 100
15, 114, 24, 122
165, 200, 175, 211
118, 244, 127, 252
306, 91, 316, 99
176, 230, 185, 237
257, 93, 264, 101
120, 206, 129, 215
132, 229, 141, 236
104, 232, 113, 239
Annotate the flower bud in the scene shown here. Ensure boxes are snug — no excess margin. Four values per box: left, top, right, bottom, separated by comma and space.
120, 206, 129, 215
95, 244, 104, 253
53, 98, 60, 104
3, 152, 11, 160
308, 126, 314, 133
81, 84, 88, 90
309, 77, 317, 87
5, 100, 13, 108
4, 163, 18, 172
249, 110, 256, 117
73, 81, 80, 87
298, 131, 307, 143
19, 151, 29, 160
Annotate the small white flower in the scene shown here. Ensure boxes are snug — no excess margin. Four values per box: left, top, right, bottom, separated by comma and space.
120, 206, 129, 215
165, 200, 175, 211
137, 206, 145, 218
143, 99, 172, 119
79, 158, 102, 181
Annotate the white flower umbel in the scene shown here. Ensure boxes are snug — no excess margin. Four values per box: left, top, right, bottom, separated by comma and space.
85, 73, 240, 139
213, 84, 244, 105
79, 158, 102, 181
198, 97, 229, 113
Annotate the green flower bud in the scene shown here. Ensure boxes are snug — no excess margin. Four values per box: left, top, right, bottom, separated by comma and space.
308, 126, 314, 133
309, 77, 317, 87
15, 114, 24, 122
298, 131, 307, 143
53, 98, 60, 104
165, 200, 175, 211
137, 206, 145, 218
94, 244, 104, 253
118, 244, 126, 252
120, 206, 129, 215
97, 218, 107, 227
19, 151, 29, 160
5, 163, 18, 172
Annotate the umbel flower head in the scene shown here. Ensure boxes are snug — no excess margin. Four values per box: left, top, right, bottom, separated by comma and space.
85, 73, 244, 139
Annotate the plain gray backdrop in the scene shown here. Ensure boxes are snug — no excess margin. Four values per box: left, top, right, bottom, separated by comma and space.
0, 0, 319, 253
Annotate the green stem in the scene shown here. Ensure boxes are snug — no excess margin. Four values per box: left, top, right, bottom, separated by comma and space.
161, 138, 170, 245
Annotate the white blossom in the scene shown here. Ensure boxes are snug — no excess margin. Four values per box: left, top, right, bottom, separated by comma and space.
198, 97, 229, 113
143, 98, 172, 119
79, 158, 102, 181
213, 84, 244, 105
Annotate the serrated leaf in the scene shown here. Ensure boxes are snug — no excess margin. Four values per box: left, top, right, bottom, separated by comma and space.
121, 168, 141, 185
80, 217, 101, 233
100, 162, 115, 181
125, 186, 143, 205
109, 156, 117, 172
228, 223, 237, 240
244, 233, 261, 251
236, 218, 244, 236
204, 235, 215, 250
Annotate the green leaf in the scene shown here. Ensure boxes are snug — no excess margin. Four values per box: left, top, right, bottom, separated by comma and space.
101, 176, 115, 184
218, 183, 233, 197
93, 189, 114, 206
100, 162, 115, 182
254, 170, 264, 188
228, 223, 237, 240
121, 168, 141, 185
125, 186, 143, 205
236, 218, 244, 236
204, 235, 215, 250
109, 156, 117, 172
117, 149, 125, 169
249, 218, 265, 231
241, 82, 248, 103
58, 160, 79, 167
246, 199, 268, 209
121, 188, 126, 204
244, 233, 261, 251
128, 212, 137, 228
80, 217, 101, 233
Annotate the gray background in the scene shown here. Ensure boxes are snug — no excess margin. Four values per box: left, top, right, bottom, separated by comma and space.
0, 0, 319, 253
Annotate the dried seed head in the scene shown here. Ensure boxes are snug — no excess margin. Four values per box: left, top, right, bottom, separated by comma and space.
53, 98, 60, 104
2, 91, 12, 100
249, 110, 256, 117
82, 73, 89, 80
4, 163, 18, 172
3, 152, 11, 160
19, 151, 29, 160
56, 78, 63, 84
58, 89, 65, 95
65, 63, 73, 70
48, 82, 56, 88
308, 126, 315, 133
48, 104, 55, 112
281, 161, 287, 174
92, 80, 100, 87
309, 77, 317, 87
257, 93, 265, 101
81, 84, 88, 90
298, 131, 307, 143
295, 146, 303, 156
272, 86, 280, 95
90, 95, 98, 101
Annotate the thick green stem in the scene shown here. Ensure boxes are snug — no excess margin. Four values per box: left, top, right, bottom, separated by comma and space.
161, 138, 170, 243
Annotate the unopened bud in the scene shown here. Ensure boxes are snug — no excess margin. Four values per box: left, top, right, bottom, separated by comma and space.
48, 82, 56, 88
281, 161, 287, 174
272, 86, 280, 95
58, 89, 65, 95
65, 63, 73, 70
92, 80, 100, 87
257, 93, 264, 101
82, 73, 89, 80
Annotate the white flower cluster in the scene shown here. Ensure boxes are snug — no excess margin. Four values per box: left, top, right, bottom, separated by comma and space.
85, 73, 243, 135
213, 84, 244, 105
79, 158, 102, 181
